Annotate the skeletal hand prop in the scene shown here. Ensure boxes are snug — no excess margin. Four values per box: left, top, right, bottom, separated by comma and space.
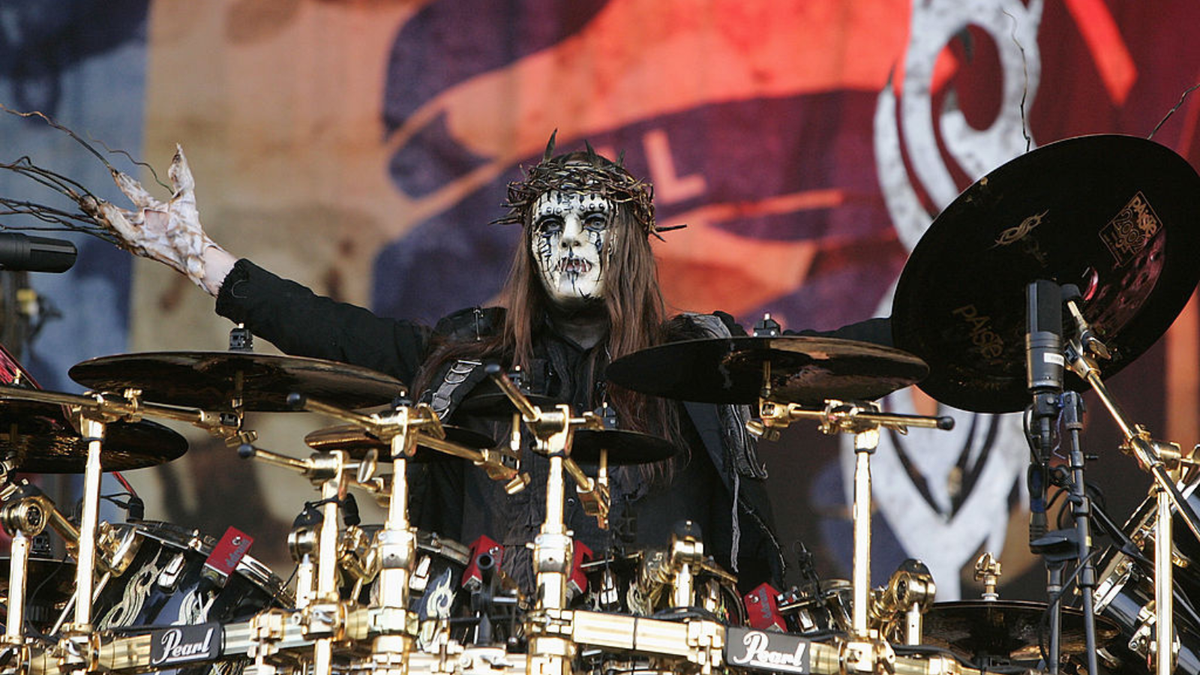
81, 145, 226, 295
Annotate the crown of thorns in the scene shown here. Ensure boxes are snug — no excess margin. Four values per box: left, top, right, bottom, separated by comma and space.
493, 133, 660, 237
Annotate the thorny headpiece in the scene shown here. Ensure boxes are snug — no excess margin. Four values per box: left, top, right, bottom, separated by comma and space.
494, 132, 662, 237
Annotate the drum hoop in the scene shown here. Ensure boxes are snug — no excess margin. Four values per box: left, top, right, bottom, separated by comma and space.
111, 521, 292, 603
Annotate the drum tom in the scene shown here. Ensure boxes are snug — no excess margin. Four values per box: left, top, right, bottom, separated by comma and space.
578, 548, 744, 625
1094, 547, 1200, 674
91, 521, 290, 675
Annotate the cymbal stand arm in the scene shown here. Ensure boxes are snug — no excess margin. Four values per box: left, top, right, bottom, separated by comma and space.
0, 384, 247, 442
756, 399, 955, 435
419, 435, 529, 491
564, 455, 609, 529
294, 393, 531, 487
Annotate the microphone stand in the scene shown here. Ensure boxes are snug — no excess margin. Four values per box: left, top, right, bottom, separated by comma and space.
1024, 279, 1070, 673
1059, 390, 1100, 675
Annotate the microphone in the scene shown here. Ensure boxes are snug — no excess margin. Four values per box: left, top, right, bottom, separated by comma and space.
0, 233, 77, 273
1026, 280, 1065, 393
1026, 279, 1064, 545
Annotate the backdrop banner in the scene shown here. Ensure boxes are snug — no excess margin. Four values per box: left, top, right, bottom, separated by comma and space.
0, 0, 1197, 600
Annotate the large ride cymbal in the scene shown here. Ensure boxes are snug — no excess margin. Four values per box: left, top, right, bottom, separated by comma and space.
0, 400, 187, 472
922, 600, 1119, 661
893, 134, 1200, 413
605, 336, 928, 405
69, 352, 405, 412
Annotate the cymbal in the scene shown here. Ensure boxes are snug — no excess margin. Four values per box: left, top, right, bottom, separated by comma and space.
892, 135, 1200, 413
571, 429, 676, 465
922, 600, 1119, 661
69, 351, 405, 412
304, 423, 495, 460
605, 336, 929, 405
457, 390, 563, 417
0, 400, 187, 472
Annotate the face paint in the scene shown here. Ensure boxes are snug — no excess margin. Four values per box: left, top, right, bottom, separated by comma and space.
530, 190, 615, 310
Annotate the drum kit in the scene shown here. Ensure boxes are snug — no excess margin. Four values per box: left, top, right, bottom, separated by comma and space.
0, 133, 1197, 675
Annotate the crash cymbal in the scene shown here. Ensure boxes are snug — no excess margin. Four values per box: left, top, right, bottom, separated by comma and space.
0, 400, 187, 472
605, 336, 928, 405
922, 600, 1119, 661
304, 424, 495, 460
69, 351, 405, 412
571, 429, 676, 465
893, 134, 1200, 413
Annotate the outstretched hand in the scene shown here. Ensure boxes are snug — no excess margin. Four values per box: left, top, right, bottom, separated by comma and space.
81, 145, 229, 296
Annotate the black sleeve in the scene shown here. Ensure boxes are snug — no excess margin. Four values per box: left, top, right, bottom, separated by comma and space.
789, 317, 894, 347
215, 259, 433, 384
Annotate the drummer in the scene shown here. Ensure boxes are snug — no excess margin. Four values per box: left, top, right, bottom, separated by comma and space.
94, 138, 886, 593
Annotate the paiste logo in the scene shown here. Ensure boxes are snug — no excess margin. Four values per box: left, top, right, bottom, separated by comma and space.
952, 305, 1005, 360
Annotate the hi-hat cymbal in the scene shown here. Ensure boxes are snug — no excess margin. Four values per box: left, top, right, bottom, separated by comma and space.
69, 351, 405, 412
0, 400, 187, 472
921, 600, 1119, 661
571, 429, 676, 465
304, 424, 495, 461
605, 336, 928, 405
893, 134, 1200, 413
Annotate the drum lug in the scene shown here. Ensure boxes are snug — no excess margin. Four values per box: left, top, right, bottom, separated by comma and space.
156, 552, 186, 592
409, 555, 432, 595
597, 569, 620, 612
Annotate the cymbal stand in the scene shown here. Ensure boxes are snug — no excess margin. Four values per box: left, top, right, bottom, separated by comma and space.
284, 394, 526, 672
238, 443, 356, 675
1062, 298, 1195, 675
0, 487, 49, 652
485, 365, 606, 675
753, 397, 952, 670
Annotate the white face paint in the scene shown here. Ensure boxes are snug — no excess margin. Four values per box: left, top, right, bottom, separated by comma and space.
530, 190, 615, 310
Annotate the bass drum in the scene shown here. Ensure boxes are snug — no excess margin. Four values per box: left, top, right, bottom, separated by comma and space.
92, 521, 291, 675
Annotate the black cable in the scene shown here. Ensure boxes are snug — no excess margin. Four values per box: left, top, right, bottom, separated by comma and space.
1038, 548, 1105, 666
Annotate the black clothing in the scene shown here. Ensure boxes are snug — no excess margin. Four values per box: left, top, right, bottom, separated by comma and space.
217, 259, 786, 591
